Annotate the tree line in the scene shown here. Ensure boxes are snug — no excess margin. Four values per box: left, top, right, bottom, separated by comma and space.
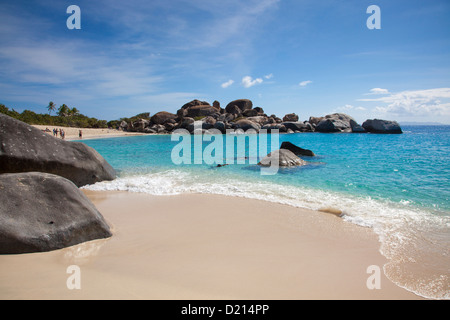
0, 102, 108, 128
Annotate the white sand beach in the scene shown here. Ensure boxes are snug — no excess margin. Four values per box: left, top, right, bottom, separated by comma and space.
32, 125, 146, 141
0, 191, 423, 300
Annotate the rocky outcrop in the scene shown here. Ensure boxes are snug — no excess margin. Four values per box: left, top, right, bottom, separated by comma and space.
115, 98, 402, 136
0, 114, 116, 187
225, 99, 253, 113
0, 172, 112, 254
132, 119, 150, 132
261, 123, 287, 133
283, 113, 299, 122
282, 122, 313, 132
362, 119, 403, 134
258, 149, 307, 167
350, 119, 366, 133
151, 111, 178, 125
309, 116, 324, 127
181, 99, 210, 110
315, 113, 354, 133
186, 105, 219, 118
280, 142, 315, 157
234, 119, 261, 132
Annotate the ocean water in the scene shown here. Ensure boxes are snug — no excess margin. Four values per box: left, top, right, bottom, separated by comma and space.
80, 125, 450, 299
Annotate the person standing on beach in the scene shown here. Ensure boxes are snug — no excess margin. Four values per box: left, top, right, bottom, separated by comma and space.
79, 130, 83, 139
61, 129, 65, 140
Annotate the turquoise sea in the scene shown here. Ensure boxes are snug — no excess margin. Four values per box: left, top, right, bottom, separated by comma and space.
81, 125, 450, 299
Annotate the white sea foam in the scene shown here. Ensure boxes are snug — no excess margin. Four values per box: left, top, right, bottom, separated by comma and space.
83, 169, 450, 299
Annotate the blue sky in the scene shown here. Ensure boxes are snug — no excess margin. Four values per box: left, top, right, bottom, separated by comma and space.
0, 0, 449, 123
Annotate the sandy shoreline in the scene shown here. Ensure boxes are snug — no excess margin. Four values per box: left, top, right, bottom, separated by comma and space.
0, 191, 422, 300
32, 125, 146, 141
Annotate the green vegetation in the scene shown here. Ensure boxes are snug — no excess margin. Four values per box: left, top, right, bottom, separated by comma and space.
0, 103, 108, 128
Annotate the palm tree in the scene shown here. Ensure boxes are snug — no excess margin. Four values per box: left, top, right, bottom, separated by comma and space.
71, 107, 80, 116
57, 104, 69, 117
47, 101, 56, 115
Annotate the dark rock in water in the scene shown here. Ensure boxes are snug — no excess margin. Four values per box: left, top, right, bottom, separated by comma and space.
225, 99, 253, 113
280, 142, 315, 157
151, 111, 178, 125
283, 113, 299, 122
362, 119, 403, 134
315, 113, 355, 133
349, 119, 366, 133
258, 149, 307, 167
0, 172, 112, 254
0, 114, 116, 187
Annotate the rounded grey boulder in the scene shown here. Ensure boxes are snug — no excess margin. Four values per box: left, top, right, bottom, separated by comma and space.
0, 114, 116, 187
362, 119, 403, 134
0, 172, 112, 254
258, 149, 307, 167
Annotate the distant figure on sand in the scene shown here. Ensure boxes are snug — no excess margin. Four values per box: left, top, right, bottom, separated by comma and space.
61, 129, 65, 140
79, 130, 83, 139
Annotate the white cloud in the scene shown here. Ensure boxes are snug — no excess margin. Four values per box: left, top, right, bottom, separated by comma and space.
299, 80, 312, 87
264, 73, 273, 79
221, 79, 234, 88
367, 88, 390, 95
242, 76, 263, 88
336, 104, 366, 112
358, 88, 450, 118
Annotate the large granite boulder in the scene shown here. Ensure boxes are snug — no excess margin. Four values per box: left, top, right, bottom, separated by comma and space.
362, 119, 403, 134
186, 105, 219, 118
131, 119, 150, 132
282, 122, 313, 132
225, 99, 253, 113
280, 142, 315, 157
309, 116, 324, 127
242, 109, 259, 117
350, 119, 366, 133
234, 119, 261, 132
246, 116, 268, 126
0, 114, 116, 187
261, 123, 287, 133
258, 149, 307, 167
181, 99, 211, 110
315, 113, 355, 133
226, 104, 241, 115
283, 113, 299, 122
0, 172, 112, 254
151, 111, 178, 125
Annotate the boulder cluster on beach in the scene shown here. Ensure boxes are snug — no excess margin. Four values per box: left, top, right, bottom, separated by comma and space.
120, 99, 403, 135
0, 113, 113, 254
